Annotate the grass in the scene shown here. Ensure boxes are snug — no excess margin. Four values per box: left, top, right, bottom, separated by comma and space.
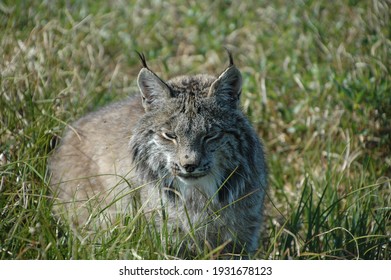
0, 0, 390, 259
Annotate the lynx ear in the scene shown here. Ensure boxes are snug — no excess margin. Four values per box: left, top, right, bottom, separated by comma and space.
137, 67, 171, 111
208, 63, 242, 107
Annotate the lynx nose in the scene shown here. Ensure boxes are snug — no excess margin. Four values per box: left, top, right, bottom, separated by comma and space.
180, 152, 200, 173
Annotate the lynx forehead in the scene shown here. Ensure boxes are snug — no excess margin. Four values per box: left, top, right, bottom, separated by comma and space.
49, 51, 268, 257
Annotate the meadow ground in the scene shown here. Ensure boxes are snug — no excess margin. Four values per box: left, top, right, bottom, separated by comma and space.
0, 0, 390, 259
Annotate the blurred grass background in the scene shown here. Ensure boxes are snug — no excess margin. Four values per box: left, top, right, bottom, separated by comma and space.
0, 0, 390, 259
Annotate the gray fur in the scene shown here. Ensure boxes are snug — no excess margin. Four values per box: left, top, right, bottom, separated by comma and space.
49, 54, 268, 256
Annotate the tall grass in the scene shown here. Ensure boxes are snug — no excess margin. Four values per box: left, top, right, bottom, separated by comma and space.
0, 0, 390, 259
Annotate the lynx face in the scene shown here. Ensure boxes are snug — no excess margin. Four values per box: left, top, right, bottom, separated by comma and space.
152, 93, 240, 198
131, 61, 244, 201
157, 110, 220, 180
154, 117, 218, 198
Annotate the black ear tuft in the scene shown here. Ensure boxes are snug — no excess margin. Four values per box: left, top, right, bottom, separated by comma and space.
135, 51, 148, 68
224, 47, 234, 67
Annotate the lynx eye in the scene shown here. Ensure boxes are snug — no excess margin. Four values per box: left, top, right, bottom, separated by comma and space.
161, 131, 177, 141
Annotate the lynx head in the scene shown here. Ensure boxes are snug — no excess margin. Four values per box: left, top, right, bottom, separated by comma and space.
130, 52, 251, 201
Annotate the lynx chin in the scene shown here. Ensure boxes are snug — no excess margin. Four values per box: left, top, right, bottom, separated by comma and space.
49, 51, 268, 257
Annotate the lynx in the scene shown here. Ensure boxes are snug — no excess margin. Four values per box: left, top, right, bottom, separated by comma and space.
49, 51, 268, 257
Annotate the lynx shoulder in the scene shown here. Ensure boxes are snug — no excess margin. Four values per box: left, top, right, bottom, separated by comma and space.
49, 52, 268, 256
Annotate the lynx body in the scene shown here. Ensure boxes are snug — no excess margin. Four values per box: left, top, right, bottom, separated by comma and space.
49, 53, 267, 256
